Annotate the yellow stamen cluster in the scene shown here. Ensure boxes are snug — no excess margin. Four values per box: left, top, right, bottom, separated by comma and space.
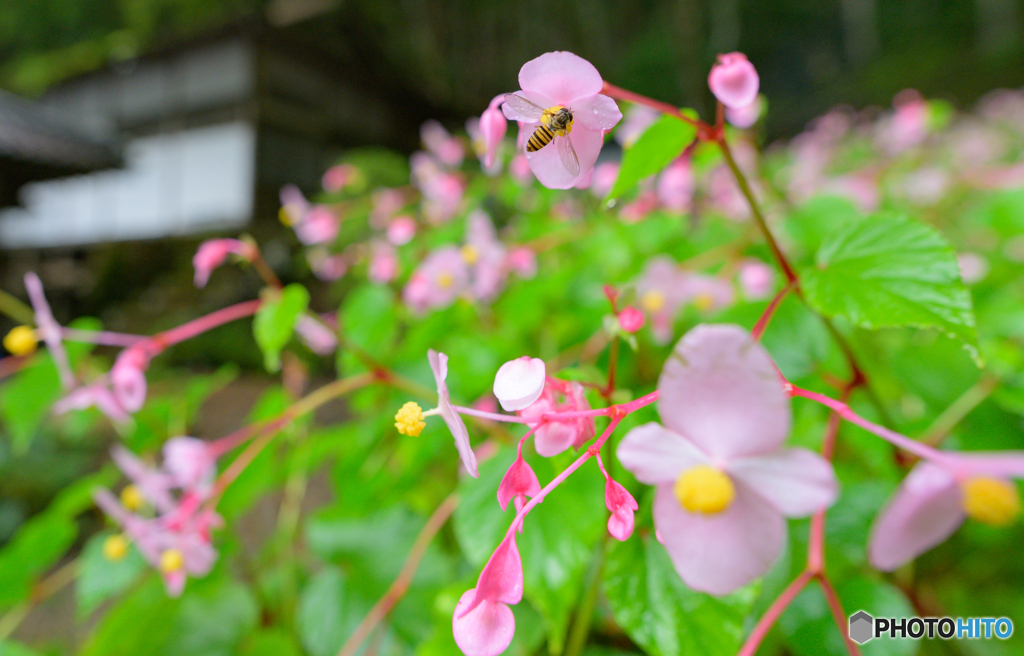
395, 401, 426, 437
640, 291, 666, 313
693, 293, 715, 311
461, 244, 479, 265
159, 549, 185, 573
120, 484, 145, 511
437, 272, 454, 289
674, 465, 735, 514
962, 476, 1021, 526
3, 326, 38, 356
103, 534, 129, 561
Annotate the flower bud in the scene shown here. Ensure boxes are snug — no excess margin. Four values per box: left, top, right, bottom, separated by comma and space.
708, 52, 760, 110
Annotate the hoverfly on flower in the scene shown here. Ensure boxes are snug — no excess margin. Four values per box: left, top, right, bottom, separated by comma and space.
503, 94, 580, 176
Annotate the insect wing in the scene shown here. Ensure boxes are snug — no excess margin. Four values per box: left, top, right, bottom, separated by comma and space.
556, 135, 581, 177
503, 94, 546, 121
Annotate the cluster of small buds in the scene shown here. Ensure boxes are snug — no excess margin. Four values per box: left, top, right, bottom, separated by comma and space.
93, 436, 221, 596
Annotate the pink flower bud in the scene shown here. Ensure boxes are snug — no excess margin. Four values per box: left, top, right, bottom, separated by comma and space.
162, 436, 215, 491
618, 306, 645, 333
386, 215, 417, 246
294, 206, 340, 245
604, 478, 638, 541
738, 260, 774, 300
708, 52, 760, 110
497, 453, 542, 512
192, 239, 252, 288
322, 163, 358, 192
493, 356, 546, 411
369, 242, 398, 284
294, 315, 338, 355
111, 347, 148, 413
452, 589, 515, 656
506, 247, 537, 279
479, 96, 508, 169
590, 161, 620, 198
725, 96, 763, 129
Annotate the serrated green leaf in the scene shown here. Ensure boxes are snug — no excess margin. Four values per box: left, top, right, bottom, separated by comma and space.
602, 534, 756, 656
253, 284, 309, 372
608, 112, 698, 200
801, 214, 979, 361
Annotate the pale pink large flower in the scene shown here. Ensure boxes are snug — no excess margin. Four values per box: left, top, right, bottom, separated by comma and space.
403, 247, 470, 313
868, 452, 1024, 571
617, 324, 838, 595
501, 52, 622, 189
428, 349, 478, 478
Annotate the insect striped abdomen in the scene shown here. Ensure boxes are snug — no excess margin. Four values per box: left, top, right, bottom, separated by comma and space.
527, 125, 554, 152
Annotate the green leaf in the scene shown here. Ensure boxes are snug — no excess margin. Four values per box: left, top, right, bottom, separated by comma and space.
339, 284, 398, 364
237, 629, 303, 656
253, 284, 310, 372
79, 577, 179, 656
801, 214, 979, 361
607, 112, 698, 200
163, 579, 259, 656
76, 531, 146, 618
0, 355, 61, 453
296, 567, 370, 656
0, 641, 44, 656
602, 534, 757, 656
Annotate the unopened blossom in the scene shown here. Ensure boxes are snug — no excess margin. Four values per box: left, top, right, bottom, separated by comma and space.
869, 452, 1024, 571
604, 477, 639, 541
403, 247, 470, 313
501, 51, 622, 189
368, 241, 399, 284
708, 53, 760, 110
618, 307, 645, 333
453, 531, 522, 656
518, 379, 595, 457
657, 157, 694, 213
957, 253, 989, 284
192, 239, 253, 288
294, 315, 338, 355
111, 347, 149, 413
725, 96, 763, 129
738, 260, 774, 300
497, 452, 541, 513
618, 324, 838, 594
386, 215, 417, 246
493, 356, 546, 412
162, 437, 216, 493
478, 96, 508, 170
428, 349, 478, 478
421, 120, 465, 167
24, 272, 73, 389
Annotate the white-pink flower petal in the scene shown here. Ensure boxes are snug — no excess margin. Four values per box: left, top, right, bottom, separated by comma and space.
518, 51, 603, 104
617, 423, 708, 485
493, 356, 546, 412
429, 349, 478, 478
727, 448, 838, 517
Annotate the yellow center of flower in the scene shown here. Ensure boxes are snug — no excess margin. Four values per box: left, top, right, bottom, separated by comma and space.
278, 206, 294, 226
693, 293, 715, 311
962, 476, 1021, 526
159, 549, 185, 574
640, 290, 666, 313
103, 534, 129, 561
674, 465, 735, 514
395, 401, 426, 437
437, 272, 454, 289
461, 244, 479, 265
120, 484, 145, 511
3, 326, 38, 356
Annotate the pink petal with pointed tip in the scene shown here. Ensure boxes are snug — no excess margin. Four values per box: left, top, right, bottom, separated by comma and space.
524, 124, 604, 190
868, 463, 964, 571
493, 357, 546, 411
463, 533, 523, 615
654, 480, 785, 595
605, 479, 638, 541
727, 448, 838, 517
497, 454, 542, 511
519, 51, 603, 104
658, 324, 789, 460
453, 590, 515, 656
429, 350, 478, 478
617, 423, 708, 485
571, 94, 623, 132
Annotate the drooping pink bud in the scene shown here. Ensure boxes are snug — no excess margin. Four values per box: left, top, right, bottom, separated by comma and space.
497, 452, 542, 512
192, 239, 253, 288
618, 306, 645, 333
479, 96, 508, 170
708, 52, 760, 110
493, 357, 546, 411
111, 347, 148, 413
294, 315, 339, 355
463, 532, 523, 615
604, 478, 638, 541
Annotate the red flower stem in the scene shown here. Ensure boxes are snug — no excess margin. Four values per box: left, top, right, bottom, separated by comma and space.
750, 280, 796, 341
450, 389, 660, 425
60, 327, 147, 347
600, 82, 706, 131
336, 492, 460, 656
148, 299, 262, 355
736, 570, 814, 656
602, 335, 620, 400
790, 385, 954, 466
816, 574, 862, 656
250, 248, 283, 289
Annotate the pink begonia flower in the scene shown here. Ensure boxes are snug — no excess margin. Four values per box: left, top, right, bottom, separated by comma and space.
725, 96, 763, 129
497, 452, 542, 513
322, 163, 359, 192
403, 246, 470, 313
478, 96, 508, 170
192, 239, 253, 288
617, 324, 838, 595
518, 379, 595, 457
618, 306, 645, 333
493, 356, 546, 412
682, 273, 736, 313
465, 211, 508, 301
162, 437, 216, 492
957, 253, 989, 284
506, 247, 537, 279
422, 173, 466, 224
876, 89, 929, 155
111, 347, 149, 413
453, 532, 522, 656
306, 248, 347, 281
369, 241, 399, 284
110, 445, 178, 513
615, 104, 659, 148
605, 477, 639, 541
738, 260, 774, 300
370, 188, 406, 229
53, 382, 130, 424
428, 349, 478, 478
386, 215, 417, 246
657, 157, 694, 213
509, 153, 533, 184
868, 452, 1024, 571
635, 256, 689, 344
294, 206, 340, 245
421, 120, 465, 167
501, 51, 622, 189
294, 315, 338, 355
24, 272, 74, 389
708, 52, 760, 110
590, 161, 620, 198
